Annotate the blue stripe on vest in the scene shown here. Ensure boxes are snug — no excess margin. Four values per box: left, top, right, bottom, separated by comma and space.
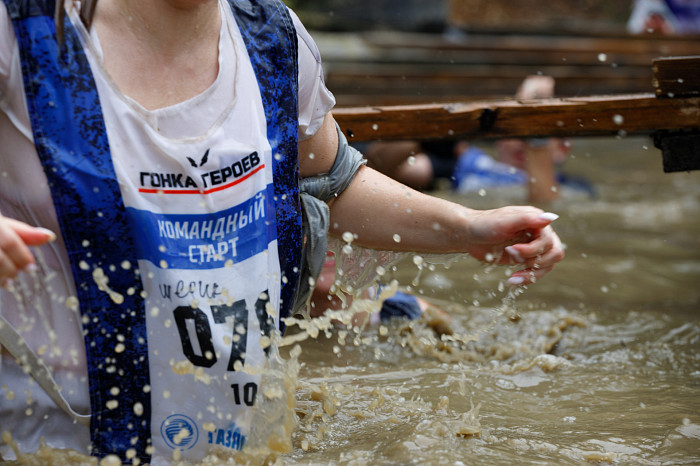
4, 0, 152, 463
230, 0, 302, 325
125, 187, 278, 270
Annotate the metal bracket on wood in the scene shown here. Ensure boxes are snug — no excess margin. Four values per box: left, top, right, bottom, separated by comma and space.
653, 130, 700, 173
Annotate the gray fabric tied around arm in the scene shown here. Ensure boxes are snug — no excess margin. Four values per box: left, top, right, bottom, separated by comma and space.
293, 122, 366, 314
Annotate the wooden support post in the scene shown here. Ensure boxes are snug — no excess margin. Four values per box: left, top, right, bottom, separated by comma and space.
654, 130, 700, 173
652, 56, 700, 172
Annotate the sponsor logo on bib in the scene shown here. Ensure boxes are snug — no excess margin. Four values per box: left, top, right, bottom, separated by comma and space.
161, 414, 199, 450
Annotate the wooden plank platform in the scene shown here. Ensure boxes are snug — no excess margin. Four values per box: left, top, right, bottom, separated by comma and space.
364, 31, 700, 61
332, 93, 700, 142
315, 31, 700, 106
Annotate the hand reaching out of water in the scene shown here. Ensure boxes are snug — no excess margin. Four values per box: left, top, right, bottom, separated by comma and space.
464, 207, 563, 286
0, 214, 56, 285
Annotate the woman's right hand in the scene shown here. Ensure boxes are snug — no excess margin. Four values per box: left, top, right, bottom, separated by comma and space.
0, 214, 56, 285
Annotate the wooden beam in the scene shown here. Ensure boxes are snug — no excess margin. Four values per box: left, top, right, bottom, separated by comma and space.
653, 56, 700, 98
364, 31, 700, 60
332, 93, 700, 142
325, 62, 655, 103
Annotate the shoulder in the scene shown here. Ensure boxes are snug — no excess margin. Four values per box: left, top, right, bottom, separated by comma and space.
286, 6, 336, 140
287, 7, 322, 66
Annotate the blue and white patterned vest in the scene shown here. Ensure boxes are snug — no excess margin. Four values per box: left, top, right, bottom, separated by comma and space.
4, 0, 302, 462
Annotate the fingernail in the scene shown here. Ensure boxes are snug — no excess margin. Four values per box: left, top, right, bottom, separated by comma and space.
539, 212, 559, 222
24, 263, 39, 273
36, 227, 57, 242
507, 276, 525, 286
505, 246, 524, 263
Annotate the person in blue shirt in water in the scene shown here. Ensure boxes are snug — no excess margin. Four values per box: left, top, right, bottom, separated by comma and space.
364, 75, 595, 204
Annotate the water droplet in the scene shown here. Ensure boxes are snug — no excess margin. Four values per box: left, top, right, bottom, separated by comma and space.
372, 123, 379, 131
392, 234, 401, 243
342, 231, 354, 243
66, 296, 79, 311
133, 402, 144, 416
613, 114, 624, 125
598, 53, 607, 62
100, 455, 123, 466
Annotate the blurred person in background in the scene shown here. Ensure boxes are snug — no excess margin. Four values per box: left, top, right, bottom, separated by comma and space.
627, 0, 700, 34
363, 75, 594, 204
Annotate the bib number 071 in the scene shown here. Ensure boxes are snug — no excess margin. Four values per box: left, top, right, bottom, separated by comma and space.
172, 291, 274, 371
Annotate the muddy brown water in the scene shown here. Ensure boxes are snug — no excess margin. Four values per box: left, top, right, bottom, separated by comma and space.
283, 136, 700, 465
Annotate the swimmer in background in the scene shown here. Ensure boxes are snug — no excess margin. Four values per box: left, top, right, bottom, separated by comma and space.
363, 75, 594, 203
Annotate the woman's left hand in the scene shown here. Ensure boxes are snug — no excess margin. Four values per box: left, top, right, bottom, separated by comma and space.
464, 207, 564, 286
